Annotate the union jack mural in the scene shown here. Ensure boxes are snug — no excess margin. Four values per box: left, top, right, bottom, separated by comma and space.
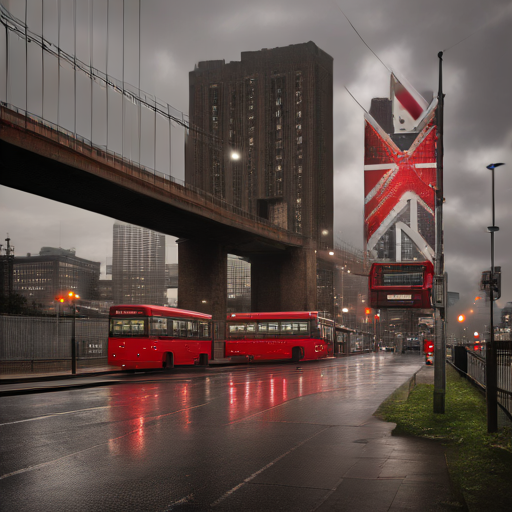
364, 75, 438, 263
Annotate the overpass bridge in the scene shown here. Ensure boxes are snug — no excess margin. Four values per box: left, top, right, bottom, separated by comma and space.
1, 104, 319, 320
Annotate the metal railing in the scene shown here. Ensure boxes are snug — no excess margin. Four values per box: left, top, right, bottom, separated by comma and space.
496, 340, 512, 419
1, 103, 298, 238
450, 341, 512, 421
467, 350, 486, 389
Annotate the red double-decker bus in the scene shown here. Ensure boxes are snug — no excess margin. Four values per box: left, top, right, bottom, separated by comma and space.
225, 311, 335, 362
108, 305, 213, 371
369, 261, 434, 309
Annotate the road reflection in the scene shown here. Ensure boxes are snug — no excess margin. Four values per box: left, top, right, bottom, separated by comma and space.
103, 356, 395, 455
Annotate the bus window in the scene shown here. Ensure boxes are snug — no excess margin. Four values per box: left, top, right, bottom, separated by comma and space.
258, 323, 268, 333
178, 321, 187, 337
246, 323, 256, 333
150, 317, 168, 336
268, 322, 279, 332
292, 322, 309, 334
229, 323, 247, 334
189, 321, 199, 337
110, 318, 147, 337
281, 322, 293, 333
199, 321, 209, 338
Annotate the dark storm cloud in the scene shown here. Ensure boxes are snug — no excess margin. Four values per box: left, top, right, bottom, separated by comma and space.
1, 0, 511, 321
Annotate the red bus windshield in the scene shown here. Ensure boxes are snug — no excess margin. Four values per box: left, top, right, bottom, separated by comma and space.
369, 261, 434, 309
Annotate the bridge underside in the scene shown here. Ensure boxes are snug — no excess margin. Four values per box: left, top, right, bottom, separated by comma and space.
0, 139, 290, 256
1, 124, 325, 320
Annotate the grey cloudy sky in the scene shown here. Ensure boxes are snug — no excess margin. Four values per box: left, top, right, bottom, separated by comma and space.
1, 0, 511, 332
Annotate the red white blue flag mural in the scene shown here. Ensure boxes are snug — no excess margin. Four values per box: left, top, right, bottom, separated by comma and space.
364, 74, 438, 263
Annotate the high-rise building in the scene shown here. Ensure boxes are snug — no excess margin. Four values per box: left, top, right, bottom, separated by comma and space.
13, 247, 100, 309
186, 42, 333, 248
112, 222, 166, 305
227, 255, 251, 313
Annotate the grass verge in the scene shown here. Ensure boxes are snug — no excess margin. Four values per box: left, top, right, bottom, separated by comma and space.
376, 364, 512, 512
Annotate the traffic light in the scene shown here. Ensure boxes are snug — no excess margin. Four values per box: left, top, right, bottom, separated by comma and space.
55, 295, 65, 303
365, 308, 371, 315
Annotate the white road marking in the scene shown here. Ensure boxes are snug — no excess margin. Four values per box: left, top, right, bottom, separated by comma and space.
0, 406, 112, 426
0, 402, 209, 480
210, 426, 331, 507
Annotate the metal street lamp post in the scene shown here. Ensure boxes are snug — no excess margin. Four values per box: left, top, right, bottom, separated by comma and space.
67, 292, 80, 375
486, 162, 504, 433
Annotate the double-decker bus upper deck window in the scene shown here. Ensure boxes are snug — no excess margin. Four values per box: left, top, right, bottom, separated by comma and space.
110, 318, 147, 337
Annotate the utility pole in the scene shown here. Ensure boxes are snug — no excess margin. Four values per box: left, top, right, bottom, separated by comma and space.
433, 52, 446, 413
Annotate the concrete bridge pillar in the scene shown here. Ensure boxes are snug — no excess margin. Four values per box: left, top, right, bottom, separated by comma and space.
177, 239, 227, 323
250, 246, 317, 312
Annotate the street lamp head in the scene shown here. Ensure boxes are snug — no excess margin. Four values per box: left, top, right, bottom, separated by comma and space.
230, 150, 241, 161
486, 163, 504, 170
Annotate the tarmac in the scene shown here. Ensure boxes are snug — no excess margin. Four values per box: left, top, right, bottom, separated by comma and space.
1, 362, 465, 511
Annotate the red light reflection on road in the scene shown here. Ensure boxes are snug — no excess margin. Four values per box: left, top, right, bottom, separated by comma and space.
107, 381, 196, 456
225, 365, 348, 424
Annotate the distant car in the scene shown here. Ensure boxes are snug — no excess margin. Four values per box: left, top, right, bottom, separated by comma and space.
380, 346, 394, 352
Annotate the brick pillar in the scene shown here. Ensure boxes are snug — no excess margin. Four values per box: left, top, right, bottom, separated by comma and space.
177, 239, 227, 323
251, 246, 317, 312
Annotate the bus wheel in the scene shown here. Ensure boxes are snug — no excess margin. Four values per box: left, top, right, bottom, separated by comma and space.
292, 347, 302, 362
164, 352, 174, 370
199, 353, 209, 366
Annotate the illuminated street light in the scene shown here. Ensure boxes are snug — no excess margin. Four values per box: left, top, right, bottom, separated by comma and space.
55, 291, 80, 374
230, 150, 241, 160
457, 314, 465, 323
329, 251, 334, 256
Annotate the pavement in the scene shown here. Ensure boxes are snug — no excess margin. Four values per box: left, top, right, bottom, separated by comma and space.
1, 360, 464, 511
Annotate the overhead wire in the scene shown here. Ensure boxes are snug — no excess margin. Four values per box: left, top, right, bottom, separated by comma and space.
0, 4, 220, 144
331, 0, 391, 74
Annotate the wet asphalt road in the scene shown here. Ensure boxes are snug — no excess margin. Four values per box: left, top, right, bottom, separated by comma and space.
0, 353, 423, 512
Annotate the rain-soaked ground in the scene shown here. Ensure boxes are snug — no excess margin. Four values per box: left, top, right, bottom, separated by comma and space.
1, 352, 447, 512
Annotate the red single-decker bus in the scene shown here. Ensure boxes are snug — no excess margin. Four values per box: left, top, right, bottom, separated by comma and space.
369, 261, 434, 309
108, 305, 213, 371
225, 311, 335, 362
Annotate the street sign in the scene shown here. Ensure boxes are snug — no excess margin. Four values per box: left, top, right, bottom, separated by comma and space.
480, 266, 501, 300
